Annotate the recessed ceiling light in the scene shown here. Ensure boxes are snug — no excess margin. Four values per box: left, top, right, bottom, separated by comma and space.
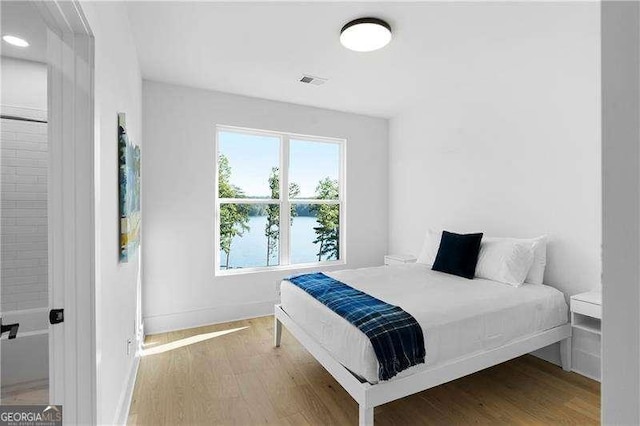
340, 18, 392, 52
3, 35, 29, 48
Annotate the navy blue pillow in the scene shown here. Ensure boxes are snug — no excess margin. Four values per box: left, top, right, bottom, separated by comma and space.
432, 231, 483, 279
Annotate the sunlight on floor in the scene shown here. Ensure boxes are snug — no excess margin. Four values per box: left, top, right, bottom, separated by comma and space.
142, 326, 249, 356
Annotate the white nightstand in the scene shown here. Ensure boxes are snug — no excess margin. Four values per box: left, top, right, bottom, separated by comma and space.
571, 290, 602, 334
384, 254, 417, 266
570, 290, 601, 381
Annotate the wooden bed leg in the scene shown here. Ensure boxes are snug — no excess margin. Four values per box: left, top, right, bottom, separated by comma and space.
560, 337, 572, 372
274, 315, 282, 348
359, 405, 374, 426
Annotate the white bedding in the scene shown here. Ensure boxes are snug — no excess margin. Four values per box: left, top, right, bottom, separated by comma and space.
280, 263, 568, 384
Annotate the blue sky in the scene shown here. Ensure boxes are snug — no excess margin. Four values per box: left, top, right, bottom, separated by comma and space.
219, 131, 339, 198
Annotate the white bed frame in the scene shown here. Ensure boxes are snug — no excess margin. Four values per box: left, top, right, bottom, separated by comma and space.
274, 304, 572, 426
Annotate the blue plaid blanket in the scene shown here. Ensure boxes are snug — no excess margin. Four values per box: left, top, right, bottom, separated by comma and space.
287, 272, 425, 381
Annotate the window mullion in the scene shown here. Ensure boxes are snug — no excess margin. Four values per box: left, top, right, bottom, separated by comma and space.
280, 135, 291, 266
289, 198, 340, 205
218, 198, 279, 204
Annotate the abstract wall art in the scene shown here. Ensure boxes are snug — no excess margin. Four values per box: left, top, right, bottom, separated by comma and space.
118, 113, 141, 262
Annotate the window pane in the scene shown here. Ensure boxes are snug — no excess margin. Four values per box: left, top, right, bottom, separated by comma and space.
218, 131, 280, 199
219, 203, 280, 269
289, 139, 340, 199
290, 204, 340, 264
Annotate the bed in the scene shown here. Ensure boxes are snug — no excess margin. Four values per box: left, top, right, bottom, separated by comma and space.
274, 263, 571, 425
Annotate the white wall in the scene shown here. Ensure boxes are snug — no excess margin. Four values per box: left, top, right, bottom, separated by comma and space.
142, 81, 388, 333
1, 59, 48, 313
0, 57, 47, 111
0, 117, 48, 308
388, 4, 600, 371
601, 2, 640, 424
80, 2, 142, 425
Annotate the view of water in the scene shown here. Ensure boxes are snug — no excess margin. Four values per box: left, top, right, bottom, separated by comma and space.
220, 215, 335, 268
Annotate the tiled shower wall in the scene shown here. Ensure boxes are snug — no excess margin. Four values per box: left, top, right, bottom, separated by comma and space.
1, 112, 48, 312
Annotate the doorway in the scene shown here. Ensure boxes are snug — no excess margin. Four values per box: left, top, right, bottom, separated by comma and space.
0, 0, 96, 423
1, 0, 50, 406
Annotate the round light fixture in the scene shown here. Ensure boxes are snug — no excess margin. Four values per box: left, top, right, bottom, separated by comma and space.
2, 35, 29, 48
340, 18, 392, 52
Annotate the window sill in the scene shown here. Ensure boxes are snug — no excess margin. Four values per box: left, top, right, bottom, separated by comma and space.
215, 260, 346, 277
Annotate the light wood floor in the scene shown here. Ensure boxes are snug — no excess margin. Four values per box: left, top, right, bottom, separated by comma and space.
1, 379, 48, 405
128, 315, 600, 425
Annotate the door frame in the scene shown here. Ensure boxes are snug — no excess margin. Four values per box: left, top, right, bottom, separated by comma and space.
34, 1, 96, 424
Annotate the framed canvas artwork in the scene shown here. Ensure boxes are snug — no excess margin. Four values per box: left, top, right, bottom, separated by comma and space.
118, 113, 141, 262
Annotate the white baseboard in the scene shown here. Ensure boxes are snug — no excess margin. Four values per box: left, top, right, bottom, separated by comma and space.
143, 300, 278, 335
114, 354, 140, 426
138, 322, 145, 351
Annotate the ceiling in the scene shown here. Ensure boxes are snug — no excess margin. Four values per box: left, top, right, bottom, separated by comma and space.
0, 1, 47, 63
126, 2, 594, 118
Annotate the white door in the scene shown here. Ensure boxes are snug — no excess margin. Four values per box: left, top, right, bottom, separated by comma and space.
39, 0, 97, 423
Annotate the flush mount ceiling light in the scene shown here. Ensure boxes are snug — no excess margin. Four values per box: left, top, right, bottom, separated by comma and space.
340, 18, 392, 52
2, 35, 29, 48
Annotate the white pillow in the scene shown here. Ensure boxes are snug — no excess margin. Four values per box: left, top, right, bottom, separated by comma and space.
416, 229, 441, 266
523, 235, 547, 284
417, 231, 548, 285
475, 238, 535, 287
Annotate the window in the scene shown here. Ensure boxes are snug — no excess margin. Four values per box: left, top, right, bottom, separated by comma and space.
215, 126, 345, 274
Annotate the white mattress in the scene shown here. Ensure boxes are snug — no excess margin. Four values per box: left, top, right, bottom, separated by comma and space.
280, 264, 568, 384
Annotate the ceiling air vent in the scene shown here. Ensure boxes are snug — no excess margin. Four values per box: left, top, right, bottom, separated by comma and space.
299, 74, 328, 86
